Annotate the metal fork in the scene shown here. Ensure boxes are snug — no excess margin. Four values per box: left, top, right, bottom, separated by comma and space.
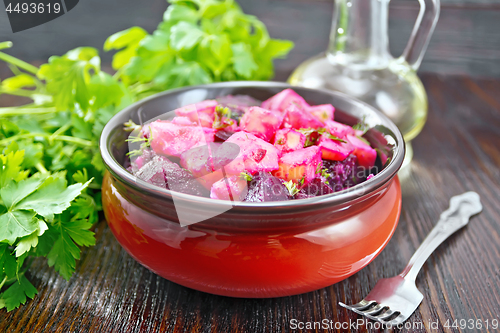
339, 191, 483, 326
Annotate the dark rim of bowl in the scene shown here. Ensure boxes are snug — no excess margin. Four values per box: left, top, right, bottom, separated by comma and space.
100, 81, 405, 210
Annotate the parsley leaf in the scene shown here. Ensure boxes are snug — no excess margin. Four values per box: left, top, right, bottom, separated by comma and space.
15, 177, 91, 221
0, 275, 38, 311
0, 210, 39, 245
0, 150, 28, 187
47, 218, 95, 280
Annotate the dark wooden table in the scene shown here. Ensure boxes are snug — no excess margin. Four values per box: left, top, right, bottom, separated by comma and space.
1, 73, 500, 332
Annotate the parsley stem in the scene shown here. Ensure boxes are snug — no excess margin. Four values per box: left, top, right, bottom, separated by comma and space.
0, 275, 7, 290
35, 162, 48, 174
0, 107, 57, 116
0, 133, 94, 147
8, 64, 22, 76
0, 51, 39, 75
0, 87, 49, 99
0, 41, 13, 51
50, 123, 71, 141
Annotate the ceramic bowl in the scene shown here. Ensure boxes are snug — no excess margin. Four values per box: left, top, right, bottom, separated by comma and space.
100, 81, 405, 298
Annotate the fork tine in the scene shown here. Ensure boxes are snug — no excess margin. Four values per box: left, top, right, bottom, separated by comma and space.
339, 299, 375, 311
362, 304, 386, 316
387, 313, 407, 326
371, 309, 397, 321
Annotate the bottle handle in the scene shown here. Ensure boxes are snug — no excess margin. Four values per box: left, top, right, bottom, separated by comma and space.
400, 0, 440, 71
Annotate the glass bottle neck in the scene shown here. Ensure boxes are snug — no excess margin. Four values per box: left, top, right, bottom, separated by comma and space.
327, 0, 391, 70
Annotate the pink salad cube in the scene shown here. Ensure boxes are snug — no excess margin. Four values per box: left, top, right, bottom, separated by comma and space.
272, 146, 322, 185
347, 135, 377, 168
174, 100, 218, 128
180, 143, 219, 178
282, 104, 324, 130
224, 131, 281, 175
145, 120, 215, 157
261, 88, 309, 112
325, 120, 356, 138
274, 129, 306, 153
171, 116, 196, 126
210, 175, 248, 201
180, 142, 243, 189
239, 106, 283, 142
318, 134, 355, 161
307, 104, 335, 123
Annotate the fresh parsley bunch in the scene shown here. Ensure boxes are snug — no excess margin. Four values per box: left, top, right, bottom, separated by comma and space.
0, 0, 293, 311
0, 150, 94, 311
105, 0, 294, 98
0, 46, 130, 311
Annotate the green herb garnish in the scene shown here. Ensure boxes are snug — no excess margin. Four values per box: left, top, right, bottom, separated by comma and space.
283, 180, 299, 196
298, 127, 346, 147
352, 116, 370, 134
239, 171, 253, 182
213, 105, 235, 130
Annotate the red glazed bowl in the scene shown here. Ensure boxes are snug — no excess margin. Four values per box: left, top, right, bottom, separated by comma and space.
99, 82, 405, 298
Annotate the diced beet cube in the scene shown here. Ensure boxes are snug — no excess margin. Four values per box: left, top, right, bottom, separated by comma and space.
244, 172, 290, 202
347, 135, 377, 168
324, 120, 355, 138
295, 177, 334, 199
134, 155, 209, 196
174, 100, 218, 127
273, 146, 322, 185
282, 104, 324, 130
131, 149, 154, 171
318, 134, 355, 161
146, 120, 215, 157
261, 88, 310, 112
240, 106, 283, 142
164, 169, 209, 198
307, 104, 335, 123
323, 155, 362, 191
224, 132, 281, 175
274, 129, 306, 153
214, 129, 237, 141
135, 156, 167, 188
210, 175, 248, 201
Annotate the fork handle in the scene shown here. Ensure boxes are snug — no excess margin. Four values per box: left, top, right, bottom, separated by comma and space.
399, 192, 482, 282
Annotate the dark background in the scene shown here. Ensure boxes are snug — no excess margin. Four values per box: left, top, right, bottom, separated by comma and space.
1, 0, 499, 78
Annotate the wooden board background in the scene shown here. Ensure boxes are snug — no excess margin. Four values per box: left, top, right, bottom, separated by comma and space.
0, 0, 500, 77
0, 72, 500, 333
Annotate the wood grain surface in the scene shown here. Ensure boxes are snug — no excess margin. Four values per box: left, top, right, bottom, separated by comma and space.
1, 0, 500, 77
0, 73, 499, 332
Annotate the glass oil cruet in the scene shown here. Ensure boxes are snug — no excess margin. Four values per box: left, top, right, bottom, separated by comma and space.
289, 0, 440, 163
